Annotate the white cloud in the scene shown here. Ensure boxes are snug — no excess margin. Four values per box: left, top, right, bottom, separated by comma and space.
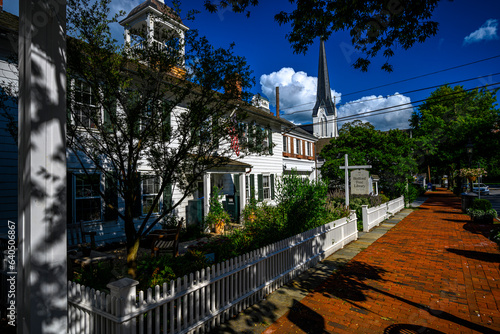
259, 67, 341, 125
463, 19, 499, 45
337, 93, 413, 131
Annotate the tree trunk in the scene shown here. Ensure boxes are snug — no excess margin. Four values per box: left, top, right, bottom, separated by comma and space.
127, 237, 141, 278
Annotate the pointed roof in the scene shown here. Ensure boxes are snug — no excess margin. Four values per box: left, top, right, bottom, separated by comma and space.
120, 0, 185, 27
312, 40, 336, 117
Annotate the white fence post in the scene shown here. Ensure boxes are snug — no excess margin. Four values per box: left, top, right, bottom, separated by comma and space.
107, 278, 139, 333
361, 205, 369, 232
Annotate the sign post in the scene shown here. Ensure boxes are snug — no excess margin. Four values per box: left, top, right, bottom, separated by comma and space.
339, 154, 371, 207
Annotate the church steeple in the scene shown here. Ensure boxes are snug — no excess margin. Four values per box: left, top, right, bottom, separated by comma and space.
312, 40, 338, 138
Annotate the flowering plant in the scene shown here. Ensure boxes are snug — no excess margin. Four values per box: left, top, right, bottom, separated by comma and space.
458, 168, 487, 178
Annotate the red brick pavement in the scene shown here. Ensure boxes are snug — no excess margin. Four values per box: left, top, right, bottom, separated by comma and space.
263, 189, 500, 333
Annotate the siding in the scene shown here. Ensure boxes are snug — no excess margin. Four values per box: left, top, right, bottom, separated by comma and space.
0, 42, 18, 234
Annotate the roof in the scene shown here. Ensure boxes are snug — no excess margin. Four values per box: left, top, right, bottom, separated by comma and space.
312, 40, 336, 118
0, 10, 19, 34
124, 0, 183, 24
315, 137, 334, 156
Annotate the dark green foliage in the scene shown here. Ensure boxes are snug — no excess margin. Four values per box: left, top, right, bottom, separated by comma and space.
320, 121, 417, 199
411, 85, 500, 184
471, 199, 492, 211
276, 174, 329, 235
404, 184, 426, 205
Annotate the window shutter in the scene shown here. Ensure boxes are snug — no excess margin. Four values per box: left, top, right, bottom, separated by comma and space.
104, 173, 118, 221
133, 172, 142, 218
268, 129, 273, 155
67, 172, 73, 224
162, 111, 171, 141
249, 174, 255, 200
233, 174, 240, 195
271, 174, 275, 200
257, 174, 263, 201
163, 182, 173, 213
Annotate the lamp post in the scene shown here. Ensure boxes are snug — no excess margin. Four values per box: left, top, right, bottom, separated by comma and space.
466, 141, 474, 167
466, 141, 474, 192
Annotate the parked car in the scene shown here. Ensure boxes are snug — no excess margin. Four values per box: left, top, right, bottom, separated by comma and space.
472, 183, 490, 195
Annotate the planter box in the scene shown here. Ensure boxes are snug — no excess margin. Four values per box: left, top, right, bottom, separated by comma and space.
472, 216, 494, 224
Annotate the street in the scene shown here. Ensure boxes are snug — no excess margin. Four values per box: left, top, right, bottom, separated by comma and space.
485, 187, 500, 218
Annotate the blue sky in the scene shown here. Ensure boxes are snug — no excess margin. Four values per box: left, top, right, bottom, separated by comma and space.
4, 0, 500, 130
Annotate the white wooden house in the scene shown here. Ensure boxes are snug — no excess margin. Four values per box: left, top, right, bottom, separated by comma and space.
0, 2, 293, 244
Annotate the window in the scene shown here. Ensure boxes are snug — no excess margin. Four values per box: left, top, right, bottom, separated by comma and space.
263, 175, 270, 200
75, 174, 101, 222
74, 80, 100, 128
306, 142, 312, 156
143, 176, 160, 215
295, 138, 301, 155
283, 136, 288, 153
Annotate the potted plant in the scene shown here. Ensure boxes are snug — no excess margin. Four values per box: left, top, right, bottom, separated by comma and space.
458, 168, 487, 192
205, 186, 232, 234
467, 199, 497, 224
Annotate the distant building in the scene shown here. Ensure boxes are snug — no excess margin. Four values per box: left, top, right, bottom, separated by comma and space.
312, 40, 338, 139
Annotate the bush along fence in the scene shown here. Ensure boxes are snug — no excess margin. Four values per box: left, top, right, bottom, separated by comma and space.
68, 211, 359, 334
361, 195, 405, 232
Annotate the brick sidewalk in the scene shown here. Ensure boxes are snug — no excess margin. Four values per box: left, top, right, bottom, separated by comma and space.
263, 189, 500, 334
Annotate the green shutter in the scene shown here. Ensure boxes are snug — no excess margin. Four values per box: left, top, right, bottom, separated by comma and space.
249, 174, 255, 201
163, 182, 173, 213
271, 174, 275, 200
233, 174, 240, 195
162, 111, 171, 141
257, 174, 263, 201
268, 129, 273, 155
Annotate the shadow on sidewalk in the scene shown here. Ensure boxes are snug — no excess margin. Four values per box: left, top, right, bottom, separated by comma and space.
286, 300, 328, 334
446, 248, 500, 263
313, 260, 499, 333
384, 324, 445, 334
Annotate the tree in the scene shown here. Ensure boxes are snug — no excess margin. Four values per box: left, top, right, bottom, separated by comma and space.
320, 121, 417, 197
66, 0, 267, 277
203, 0, 442, 72
410, 85, 500, 185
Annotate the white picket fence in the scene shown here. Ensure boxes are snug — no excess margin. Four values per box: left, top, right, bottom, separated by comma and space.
68, 212, 358, 334
362, 196, 405, 232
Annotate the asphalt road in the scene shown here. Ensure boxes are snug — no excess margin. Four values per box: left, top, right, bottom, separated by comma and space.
484, 188, 500, 217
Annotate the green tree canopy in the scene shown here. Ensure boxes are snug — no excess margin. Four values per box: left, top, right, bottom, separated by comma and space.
203, 0, 441, 72
320, 121, 417, 197
410, 85, 500, 181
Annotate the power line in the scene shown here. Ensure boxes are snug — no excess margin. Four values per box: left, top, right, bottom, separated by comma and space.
282, 83, 500, 133
282, 72, 500, 116
278, 54, 500, 113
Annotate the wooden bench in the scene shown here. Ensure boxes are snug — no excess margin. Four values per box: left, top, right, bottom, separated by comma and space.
67, 222, 97, 251
148, 220, 182, 257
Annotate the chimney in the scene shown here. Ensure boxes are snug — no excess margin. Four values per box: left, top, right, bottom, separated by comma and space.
224, 74, 242, 100
275, 87, 280, 118
0, 0, 3, 11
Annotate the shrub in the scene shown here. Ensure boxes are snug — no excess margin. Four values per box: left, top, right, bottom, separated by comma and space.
137, 255, 176, 290
471, 199, 492, 211
277, 174, 329, 236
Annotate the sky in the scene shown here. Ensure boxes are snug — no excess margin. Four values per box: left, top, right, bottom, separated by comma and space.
4, 0, 500, 130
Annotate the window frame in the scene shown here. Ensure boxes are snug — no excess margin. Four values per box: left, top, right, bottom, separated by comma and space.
295, 138, 301, 155
262, 174, 271, 200
142, 175, 161, 216
74, 173, 102, 223
72, 79, 102, 129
